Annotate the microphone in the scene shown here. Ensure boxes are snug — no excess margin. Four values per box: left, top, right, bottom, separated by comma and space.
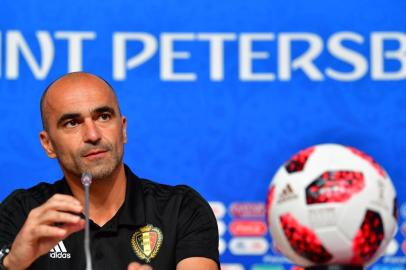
81, 172, 93, 270
81, 172, 92, 186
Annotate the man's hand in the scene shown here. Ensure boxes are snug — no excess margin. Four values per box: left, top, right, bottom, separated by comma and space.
128, 262, 153, 270
177, 257, 218, 270
3, 194, 85, 270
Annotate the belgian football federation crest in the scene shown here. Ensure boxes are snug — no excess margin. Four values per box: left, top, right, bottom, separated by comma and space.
131, 224, 163, 263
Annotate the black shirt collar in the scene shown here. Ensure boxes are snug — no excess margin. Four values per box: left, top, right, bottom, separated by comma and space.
57, 164, 146, 228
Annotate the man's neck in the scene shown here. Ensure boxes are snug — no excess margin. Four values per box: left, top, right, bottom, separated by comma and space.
65, 164, 127, 227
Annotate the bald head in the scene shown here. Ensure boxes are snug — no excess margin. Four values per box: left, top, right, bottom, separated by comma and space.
38, 71, 127, 180
40, 72, 120, 131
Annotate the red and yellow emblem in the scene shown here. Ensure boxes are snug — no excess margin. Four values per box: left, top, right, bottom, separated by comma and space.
131, 224, 163, 263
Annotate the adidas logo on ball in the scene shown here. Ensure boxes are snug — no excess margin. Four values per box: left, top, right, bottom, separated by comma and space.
277, 184, 298, 203
49, 241, 71, 259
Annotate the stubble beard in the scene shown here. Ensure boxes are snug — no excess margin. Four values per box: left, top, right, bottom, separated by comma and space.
77, 152, 122, 180
58, 142, 124, 181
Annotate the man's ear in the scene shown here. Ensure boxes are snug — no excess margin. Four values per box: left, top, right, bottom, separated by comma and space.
39, 131, 57, 158
122, 116, 127, 144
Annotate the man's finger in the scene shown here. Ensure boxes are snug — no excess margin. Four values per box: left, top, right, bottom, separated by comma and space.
49, 194, 82, 205
32, 225, 67, 238
39, 210, 82, 225
128, 262, 153, 270
42, 200, 83, 214
139, 266, 153, 270
128, 262, 141, 270
62, 219, 85, 235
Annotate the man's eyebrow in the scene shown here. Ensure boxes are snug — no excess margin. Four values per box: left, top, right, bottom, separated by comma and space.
56, 106, 116, 127
57, 113, 81, 126
93, 106, 116, 116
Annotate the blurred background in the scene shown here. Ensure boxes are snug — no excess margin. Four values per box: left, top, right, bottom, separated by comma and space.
0, 1, 405, 269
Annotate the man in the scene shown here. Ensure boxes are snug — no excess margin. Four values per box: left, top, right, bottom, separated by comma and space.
0, 72, 219, 270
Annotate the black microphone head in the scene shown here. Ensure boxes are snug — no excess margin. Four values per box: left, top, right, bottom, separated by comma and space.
81, 172, 92, 186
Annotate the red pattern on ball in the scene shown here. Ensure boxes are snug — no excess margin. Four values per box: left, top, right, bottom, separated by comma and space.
347, 147, 385, 177
306, 171, 364, 204
285, 147, 315, 173
266, 185, 276, 223
280, 213, 333, 263
351, 210, 384, 265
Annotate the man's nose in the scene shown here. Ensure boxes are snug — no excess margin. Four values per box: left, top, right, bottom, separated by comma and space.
82, 120, 101, 144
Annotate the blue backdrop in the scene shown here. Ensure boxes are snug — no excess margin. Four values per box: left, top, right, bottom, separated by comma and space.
1, 1, 406, 269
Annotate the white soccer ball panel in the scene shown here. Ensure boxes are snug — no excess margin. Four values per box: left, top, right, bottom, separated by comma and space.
315, 228, 352, 264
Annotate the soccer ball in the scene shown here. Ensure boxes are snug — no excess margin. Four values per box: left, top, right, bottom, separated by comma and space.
266, 143, 398, 267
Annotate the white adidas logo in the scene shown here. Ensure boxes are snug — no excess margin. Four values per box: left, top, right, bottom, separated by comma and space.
49, 241, 71, 259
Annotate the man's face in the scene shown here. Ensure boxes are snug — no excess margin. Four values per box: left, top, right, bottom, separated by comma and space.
40, 74, 127, 180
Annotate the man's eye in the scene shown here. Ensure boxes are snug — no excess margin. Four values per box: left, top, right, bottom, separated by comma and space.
64, 120, 79, 128
99, 113, 111, 121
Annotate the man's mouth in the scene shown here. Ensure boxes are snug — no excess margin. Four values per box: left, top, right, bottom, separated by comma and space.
83, 150, 108, 159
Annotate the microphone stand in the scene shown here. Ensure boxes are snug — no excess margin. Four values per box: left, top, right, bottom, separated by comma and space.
81, 172, 93, 270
